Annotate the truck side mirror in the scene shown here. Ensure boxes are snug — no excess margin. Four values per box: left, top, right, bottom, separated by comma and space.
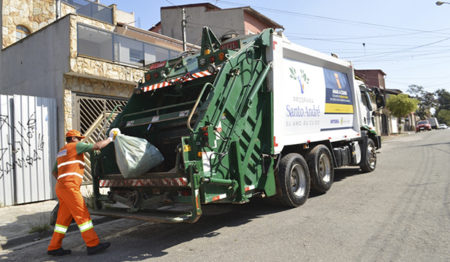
373, 89, 385, 109
375, 94, 385, 108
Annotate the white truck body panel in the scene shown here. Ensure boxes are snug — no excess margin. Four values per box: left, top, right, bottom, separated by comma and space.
269, 33, 362, 154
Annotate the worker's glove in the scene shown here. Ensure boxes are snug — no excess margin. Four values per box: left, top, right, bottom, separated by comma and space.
108, 128, 121, 141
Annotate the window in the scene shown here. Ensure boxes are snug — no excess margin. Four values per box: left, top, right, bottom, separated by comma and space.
77, 24, 178, 67
16, 25, 31, 41
77, 24, 113, 61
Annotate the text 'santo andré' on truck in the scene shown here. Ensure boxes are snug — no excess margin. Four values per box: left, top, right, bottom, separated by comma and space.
90, 27, 385, 223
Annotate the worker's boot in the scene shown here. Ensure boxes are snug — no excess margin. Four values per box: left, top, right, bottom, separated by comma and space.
87, 242, 111, 255
47, 248, 71, 256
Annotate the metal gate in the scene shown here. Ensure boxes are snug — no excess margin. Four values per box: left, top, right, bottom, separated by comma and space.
74, 94, 127, 182
0, 95, 57, 206
75, 94, 128, 134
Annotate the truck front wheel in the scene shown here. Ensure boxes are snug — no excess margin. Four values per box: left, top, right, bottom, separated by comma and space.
278, 153, 311, 207
360, 138, 376, 172
307, 145, 334, 193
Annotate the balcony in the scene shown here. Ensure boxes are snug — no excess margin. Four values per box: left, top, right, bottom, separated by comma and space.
77, 24, 179, 68
62, 0, 113, 24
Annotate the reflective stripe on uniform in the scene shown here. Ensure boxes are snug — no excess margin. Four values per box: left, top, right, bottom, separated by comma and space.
54, 224, 68, 234
78, 220, 94, 232
58, 172, 84, 180
56, 149, 67, 158
57, 160, 85, 168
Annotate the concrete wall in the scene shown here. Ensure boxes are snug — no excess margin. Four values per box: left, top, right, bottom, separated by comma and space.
115, 9, 135, 27
243, 11, 270, 35
355, 70, 386, 90
0, 15, 71, 146
0, 15, 70, 97
161, 7, 245, 45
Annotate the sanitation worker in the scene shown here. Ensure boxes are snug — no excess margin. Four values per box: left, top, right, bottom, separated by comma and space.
47, 128, 120, 256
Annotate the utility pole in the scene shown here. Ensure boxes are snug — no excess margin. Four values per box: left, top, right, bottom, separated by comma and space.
181, 8, 187, 51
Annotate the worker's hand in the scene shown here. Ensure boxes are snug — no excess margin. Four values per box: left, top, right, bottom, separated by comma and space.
108, 128, 121, 141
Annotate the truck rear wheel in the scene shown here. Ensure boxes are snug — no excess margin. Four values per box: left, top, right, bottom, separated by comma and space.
306, 145, 334, 193
278, 153, 310, 207
360, 138, 376, 172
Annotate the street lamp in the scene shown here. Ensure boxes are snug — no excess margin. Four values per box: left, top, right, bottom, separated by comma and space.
436, 1, 450, 5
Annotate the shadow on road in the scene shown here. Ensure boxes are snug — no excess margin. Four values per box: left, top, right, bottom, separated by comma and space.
105, 167, 367, 261
410, 142, 450, 147
397, 142, 450, 155
334, 167, 365, 182
106, 199, 290, 261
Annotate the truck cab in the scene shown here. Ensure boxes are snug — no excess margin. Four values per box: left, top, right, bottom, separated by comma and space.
355, 80, 375, 129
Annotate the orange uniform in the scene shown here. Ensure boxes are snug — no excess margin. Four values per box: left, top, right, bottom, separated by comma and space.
47, 142, 99, 251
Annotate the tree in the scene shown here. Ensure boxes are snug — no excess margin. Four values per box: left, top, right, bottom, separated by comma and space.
386, 94, 419, 132
406, 84, 436, 119
437, 109, 450, 125
435, 89, 450, 124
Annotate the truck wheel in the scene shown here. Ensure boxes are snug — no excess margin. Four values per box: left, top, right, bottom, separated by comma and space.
306, 145, 334, 193
278, 153, 310, 207
360, 138, 376, 172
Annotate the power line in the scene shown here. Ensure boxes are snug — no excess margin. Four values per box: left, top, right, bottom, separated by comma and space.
286, 29, 450, 41
346, 36, 450, 61
217, 0, 450, 36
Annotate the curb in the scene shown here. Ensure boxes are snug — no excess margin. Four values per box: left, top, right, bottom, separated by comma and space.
0, 216, 116, 251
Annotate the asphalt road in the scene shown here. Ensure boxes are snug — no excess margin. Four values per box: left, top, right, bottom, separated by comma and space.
2, 129, 450, 262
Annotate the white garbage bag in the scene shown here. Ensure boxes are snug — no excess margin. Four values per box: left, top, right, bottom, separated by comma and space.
114, 134, 164, 178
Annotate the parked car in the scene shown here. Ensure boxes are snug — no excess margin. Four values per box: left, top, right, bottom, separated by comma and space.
438, 123, 448, 129
428, 117, 439, 129
416, 120, 432, 132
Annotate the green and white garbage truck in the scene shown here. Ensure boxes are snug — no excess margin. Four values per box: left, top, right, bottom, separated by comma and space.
90, 27, 384, 223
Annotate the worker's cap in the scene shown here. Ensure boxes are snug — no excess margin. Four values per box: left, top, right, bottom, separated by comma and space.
65, 129, 85, 139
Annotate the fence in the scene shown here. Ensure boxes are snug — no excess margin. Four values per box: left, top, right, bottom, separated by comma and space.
77, 24, 179, 67
0, 95, 57, 206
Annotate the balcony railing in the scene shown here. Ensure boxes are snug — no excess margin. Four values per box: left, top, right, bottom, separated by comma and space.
77, 24, 179, 68
62, 0, 113, 24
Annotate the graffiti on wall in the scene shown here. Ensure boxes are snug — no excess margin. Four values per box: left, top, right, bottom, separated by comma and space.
0, 112, 45, 178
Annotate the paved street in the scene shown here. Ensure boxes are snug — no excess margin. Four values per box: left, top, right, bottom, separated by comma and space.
1, 130, 449, 262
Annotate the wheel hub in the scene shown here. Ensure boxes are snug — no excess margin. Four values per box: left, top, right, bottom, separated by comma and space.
290, 164, 306, 197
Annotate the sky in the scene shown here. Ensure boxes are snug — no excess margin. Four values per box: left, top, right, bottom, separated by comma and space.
101, 0, 450, 94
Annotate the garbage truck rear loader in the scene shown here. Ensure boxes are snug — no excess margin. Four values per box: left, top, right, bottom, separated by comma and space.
90, 28, 382, 223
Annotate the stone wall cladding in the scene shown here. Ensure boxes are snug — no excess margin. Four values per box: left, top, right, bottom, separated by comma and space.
72, 57, 145, 83
60, 2, 76, 17
64, 75, 135, 98
2, 0, 56, 48
63, 89, 73, 132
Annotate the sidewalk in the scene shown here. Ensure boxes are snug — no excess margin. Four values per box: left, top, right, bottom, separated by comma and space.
0, 200, 58, 250
381, 132, 413, 142
0, 199, 113, 251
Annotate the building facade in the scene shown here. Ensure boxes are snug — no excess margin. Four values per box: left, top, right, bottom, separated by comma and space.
150, 3, 283, 45
355, 69, 391, 135
1, 0, 198, 149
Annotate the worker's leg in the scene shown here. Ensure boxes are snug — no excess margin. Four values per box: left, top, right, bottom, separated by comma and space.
48, 187, 73, 251
59, 181, 100, 247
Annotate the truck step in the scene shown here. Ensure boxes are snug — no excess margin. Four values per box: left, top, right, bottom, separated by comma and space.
90, 208, 192, 223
